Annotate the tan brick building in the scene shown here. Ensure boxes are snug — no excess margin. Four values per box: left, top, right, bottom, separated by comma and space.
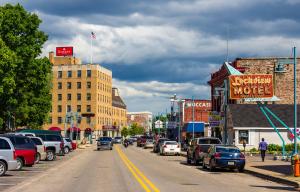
112, 88, 127, 131
43, 52, 126, 138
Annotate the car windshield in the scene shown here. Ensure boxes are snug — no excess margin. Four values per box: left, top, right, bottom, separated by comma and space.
99, 137, 112, 141
31, 138, 42, 145
165, 141, 177, 145
198, 138, 221, 144
216, 147, 241, 153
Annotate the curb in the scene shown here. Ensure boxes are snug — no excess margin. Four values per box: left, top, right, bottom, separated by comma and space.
244, 169, 300, 188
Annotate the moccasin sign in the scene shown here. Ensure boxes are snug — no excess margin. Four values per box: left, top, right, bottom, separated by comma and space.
229, 74, 274, 99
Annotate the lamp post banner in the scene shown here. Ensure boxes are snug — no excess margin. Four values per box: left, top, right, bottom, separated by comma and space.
229, 74, 274, 99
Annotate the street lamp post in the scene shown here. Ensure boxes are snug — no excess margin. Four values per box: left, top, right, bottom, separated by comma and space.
293, 47, 297, 155
192, 96, 195, 140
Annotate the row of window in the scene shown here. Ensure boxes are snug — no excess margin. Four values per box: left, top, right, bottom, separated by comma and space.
58, 70, 91, 78
57, 82, 111, 93
55, 93, 91, 101
52, 104, 114, 116
51, 116, 114, 126
57, 105, 91, 113
57, 70, 111, 82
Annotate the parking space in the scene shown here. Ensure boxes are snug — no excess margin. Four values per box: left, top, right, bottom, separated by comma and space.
0, 149, 83, 192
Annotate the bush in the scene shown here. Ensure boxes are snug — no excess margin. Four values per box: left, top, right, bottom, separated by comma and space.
267, 144, 281, 152
249, 147, 258, 153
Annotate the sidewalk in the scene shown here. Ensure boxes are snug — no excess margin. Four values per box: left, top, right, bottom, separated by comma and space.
180, 151, 300, 188
245, 155, 300, 188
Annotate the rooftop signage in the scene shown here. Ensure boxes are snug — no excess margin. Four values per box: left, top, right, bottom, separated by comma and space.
56, 46, 73, 56
229, 74, 274, 100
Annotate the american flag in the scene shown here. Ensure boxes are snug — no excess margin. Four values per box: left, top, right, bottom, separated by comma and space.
91, 32, 96, 39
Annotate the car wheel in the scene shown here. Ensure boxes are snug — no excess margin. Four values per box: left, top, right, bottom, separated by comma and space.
209, 160, 215, 172
46, 150, 55, 161
0, 161, 7, 176
64, 147, 70, 154
16, 157, 23, 170
35, 153, 41, 164
110, 147, 113, 150
97, 148, 100, 151
238, 166, 244, 172
187, 157, 191, 164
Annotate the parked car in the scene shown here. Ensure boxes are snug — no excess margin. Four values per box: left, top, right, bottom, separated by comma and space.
129, 136, 138, 142
14, 132, 36, 137
137, 136, 152, 147
2, 135, 37, 170
29, 137, 47, 164
36, 134, 64, 161
187, 137, 222, 165
0, 137, 18, 176
113, 137, 122, 144
153, 138, 169, 153
63, 138, 72, 154
97, 137, 113, 150
202, 145, 245, 172
144, 139, 154, 149
160, 141, 181, 156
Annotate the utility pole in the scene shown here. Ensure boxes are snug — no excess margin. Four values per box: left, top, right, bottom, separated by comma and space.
192, 96, 195, 140
293, 47, 297, 155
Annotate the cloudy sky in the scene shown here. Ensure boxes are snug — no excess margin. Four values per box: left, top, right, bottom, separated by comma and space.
2, 0, 300, 114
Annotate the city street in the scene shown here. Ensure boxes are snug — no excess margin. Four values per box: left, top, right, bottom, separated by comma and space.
3, 145, 298, 192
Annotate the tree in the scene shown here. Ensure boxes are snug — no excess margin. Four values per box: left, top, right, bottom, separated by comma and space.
128, 123, 145, 136
0, 4, 51, 130
121, 127, 128, 138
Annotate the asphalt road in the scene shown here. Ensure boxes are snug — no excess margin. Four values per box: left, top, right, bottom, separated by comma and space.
4, 144, 298, 192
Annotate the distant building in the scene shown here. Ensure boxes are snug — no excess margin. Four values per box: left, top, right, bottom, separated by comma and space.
43, 51, 126, 138
127, 112, 153, 133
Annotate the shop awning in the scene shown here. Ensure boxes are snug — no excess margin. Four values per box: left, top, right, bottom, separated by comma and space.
48, 127, 62, 132
186, 122, 204, 133
67, 127, 81, 132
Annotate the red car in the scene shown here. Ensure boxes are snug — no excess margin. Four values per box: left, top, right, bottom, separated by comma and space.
3, 135, 37, 170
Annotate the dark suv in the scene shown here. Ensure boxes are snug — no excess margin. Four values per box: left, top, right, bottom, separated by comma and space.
187, 137, 221, 165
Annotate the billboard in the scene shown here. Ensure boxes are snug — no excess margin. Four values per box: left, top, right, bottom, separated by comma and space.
229, 74, 274, 100
56, 47, 73, 56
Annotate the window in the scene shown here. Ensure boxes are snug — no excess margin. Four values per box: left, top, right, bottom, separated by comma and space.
57, 105, 62, 112
87, 70, 91, 77
67, 105, 71, 112
58, 117, 62, 124
58, 71, 62, 78
87, 93, 91, 101
77, 118, 81, 124
0, 139, 11, 149
58, 82, 62, 89
77, 93, 81, 101
67, 71, 72, 77
77, 70, 81, 77
238, 130, 249, 144
77, 105, 81, 112
67, 82, 72, 89
86, 117, 91, 124
31, 138, 42, 145
87, 82, 91, 89
77, 82, 81, 89
58, 94, 62, 101
67, 94, 72, 100
87, 105, 91, 112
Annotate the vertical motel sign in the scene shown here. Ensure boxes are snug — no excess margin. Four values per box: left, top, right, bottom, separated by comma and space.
229, 74, 274, 99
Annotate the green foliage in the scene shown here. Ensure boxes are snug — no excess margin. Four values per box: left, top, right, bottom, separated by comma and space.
128, 123, 145, 136
121, 127, 128, 138
267, 144, 282, 152
249, 147, 258, 153
0, 4, 51, 130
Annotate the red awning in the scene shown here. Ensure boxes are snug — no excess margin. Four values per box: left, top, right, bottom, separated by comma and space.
85, 128, 92, 133
49, 127, 62, 132
67, 127, 81, 132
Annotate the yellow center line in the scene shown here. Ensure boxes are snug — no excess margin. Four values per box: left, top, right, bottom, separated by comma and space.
116, 145, 160, 192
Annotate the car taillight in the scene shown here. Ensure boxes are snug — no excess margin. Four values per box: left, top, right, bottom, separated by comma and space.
60, 142, 64, 149
13, 151, 17, 160
44, 146, 46, 152
177, 144, 180, 148
214, 152, 221, 159
163, 145, 167, 148
240, 153, 245, 159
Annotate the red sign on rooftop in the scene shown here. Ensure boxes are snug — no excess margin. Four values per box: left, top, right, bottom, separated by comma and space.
56, 47, 73, 56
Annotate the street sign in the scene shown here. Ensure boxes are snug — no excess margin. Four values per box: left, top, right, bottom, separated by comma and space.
155, 120, 163, 129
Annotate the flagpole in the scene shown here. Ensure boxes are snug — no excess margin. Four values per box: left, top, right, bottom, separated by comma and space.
90, 34, 93, 64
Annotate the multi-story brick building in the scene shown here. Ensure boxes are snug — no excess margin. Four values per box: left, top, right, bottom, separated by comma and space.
112, 88, 127, 130
44, 51, 126, 138
179, 99, 211, 123
208, 58, 300, 148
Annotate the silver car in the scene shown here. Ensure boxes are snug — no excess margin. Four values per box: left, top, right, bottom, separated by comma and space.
0, 137, 18, 176
144, 139, 154, 149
